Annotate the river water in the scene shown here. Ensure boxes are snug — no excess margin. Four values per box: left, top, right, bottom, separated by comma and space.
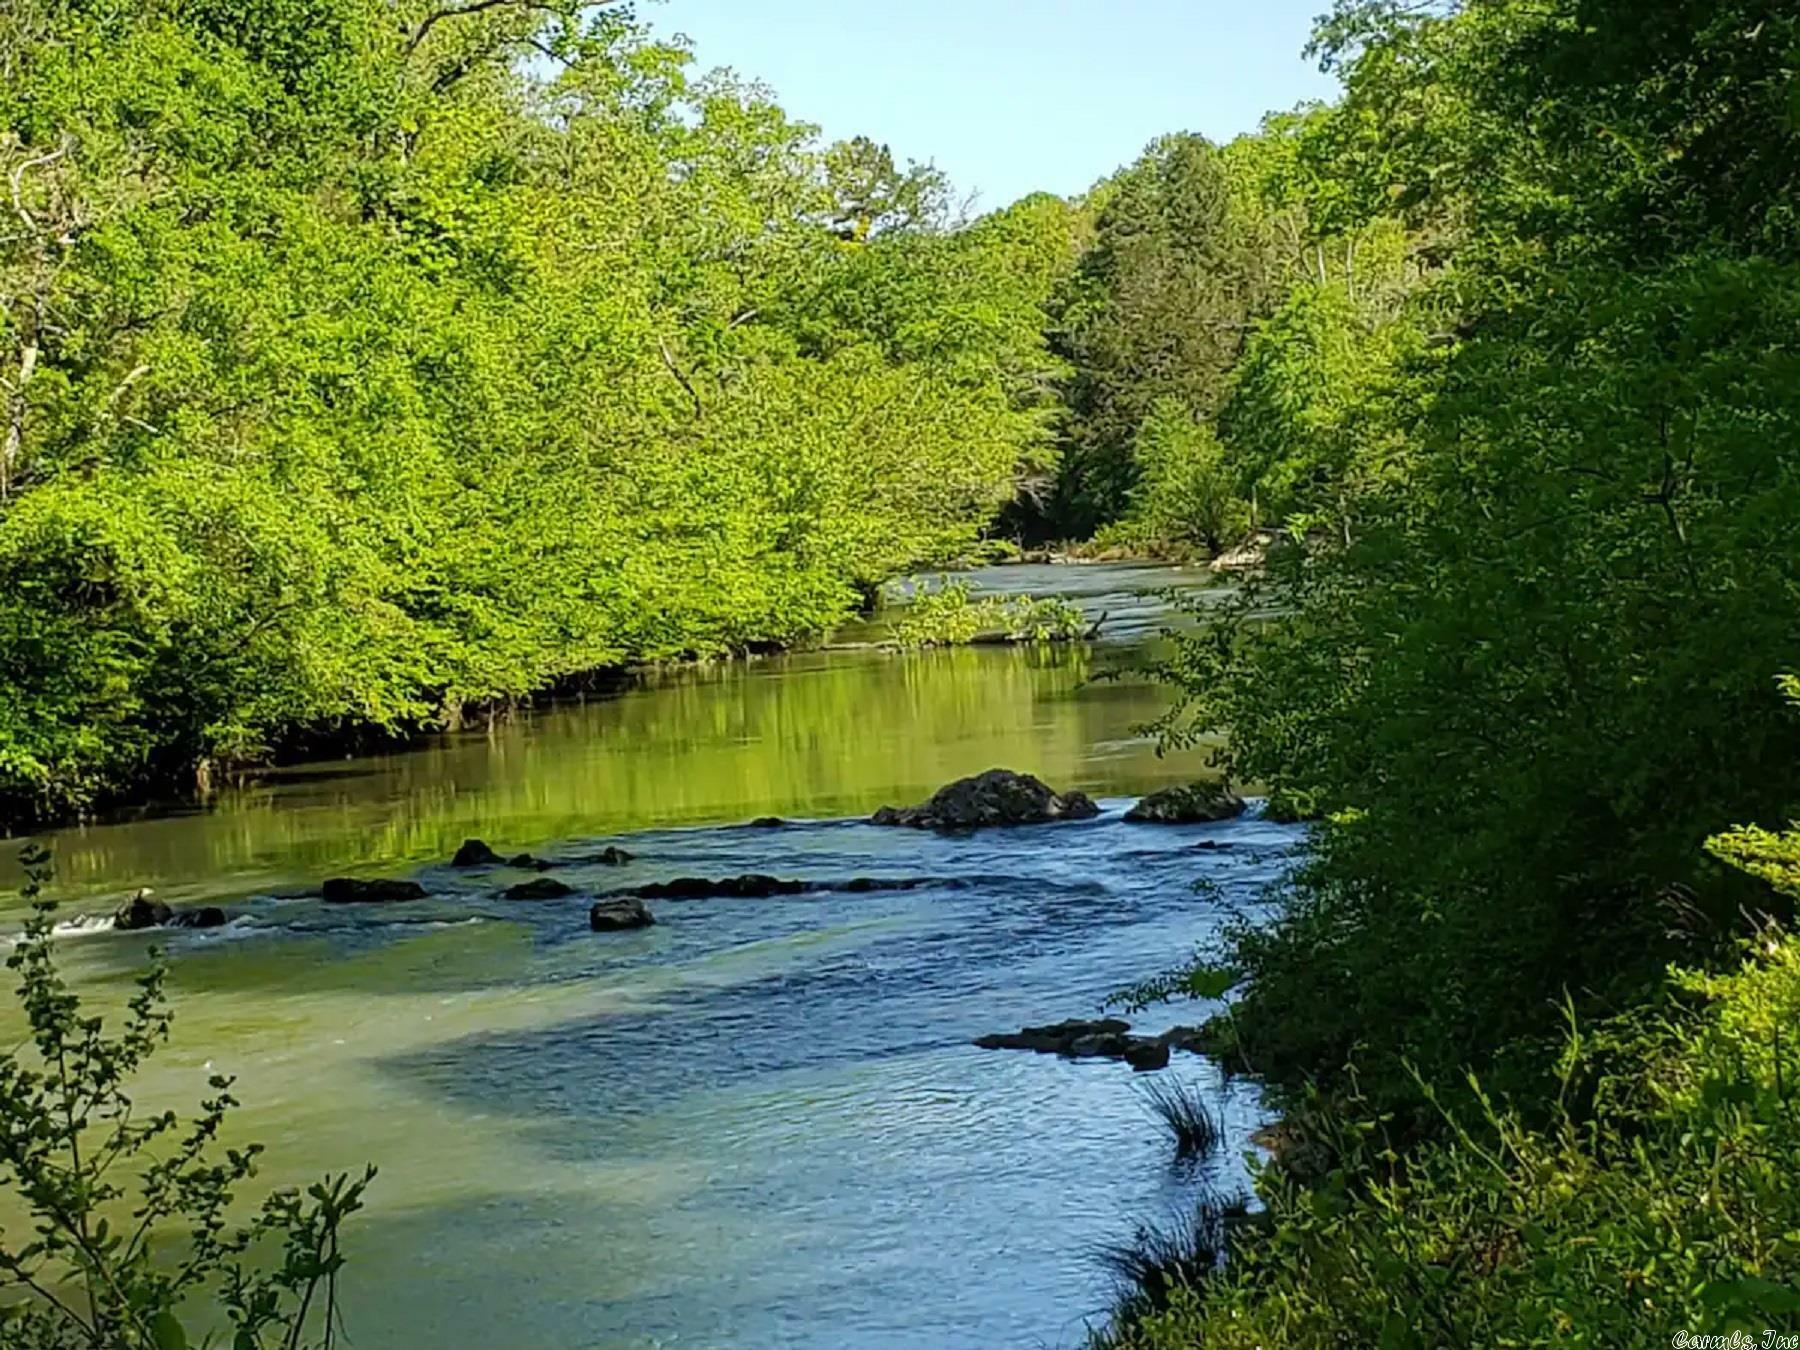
1, 563, 1297, 1348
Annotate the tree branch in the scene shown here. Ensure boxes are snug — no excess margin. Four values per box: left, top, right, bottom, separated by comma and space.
657, 336, 704, 420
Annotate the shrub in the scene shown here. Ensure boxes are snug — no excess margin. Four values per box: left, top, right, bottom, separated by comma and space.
0, 848, 373, 1347
890, 580, 1087, 647
1106, 798, 1800, 1347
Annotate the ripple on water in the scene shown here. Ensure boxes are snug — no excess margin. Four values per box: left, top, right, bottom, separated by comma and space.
300, 803, 1299, 1348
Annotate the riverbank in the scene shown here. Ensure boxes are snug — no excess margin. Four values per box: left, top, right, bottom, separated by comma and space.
3, 561, 1219, 841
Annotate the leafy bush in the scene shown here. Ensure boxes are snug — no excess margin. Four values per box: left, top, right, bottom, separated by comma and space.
0, 849, 373, 1347
1111, 925, 1800, 1347
890, 580, 1087, 648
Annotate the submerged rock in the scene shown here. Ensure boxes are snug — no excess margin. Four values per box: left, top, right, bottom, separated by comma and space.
506, 853, 557, 871
1124, 782, 1247, 824
169, 906, 229, 930
321, 878, 428, 904
112, 889, 172, 931
451, 838, 504, 868
832, 876, 937, 893
503, 878, 574, 901
618, 875, 810, 900
747, 816, 788, 829
582, 846, 633, 866
589, 898, 656, 932
870, 769, 1100, 830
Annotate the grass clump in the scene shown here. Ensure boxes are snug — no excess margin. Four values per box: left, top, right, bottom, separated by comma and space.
1091, 1193, 1249, 1345
1138, 1077, 1221, 1160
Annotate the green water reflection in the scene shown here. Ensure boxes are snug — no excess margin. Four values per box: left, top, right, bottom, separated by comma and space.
9, 638, 1211, 908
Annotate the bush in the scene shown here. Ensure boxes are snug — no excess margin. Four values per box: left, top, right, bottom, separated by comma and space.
0, 848, 373, 1347
1111, 928, 1800, 1347
890, 580, 1087, 647
1105, 786, 1800, 1347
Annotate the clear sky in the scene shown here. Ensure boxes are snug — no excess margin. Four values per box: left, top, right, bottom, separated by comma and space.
646, 0, 1341, 211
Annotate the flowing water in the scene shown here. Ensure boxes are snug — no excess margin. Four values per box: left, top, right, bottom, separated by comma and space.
1, 563, 1297, 1349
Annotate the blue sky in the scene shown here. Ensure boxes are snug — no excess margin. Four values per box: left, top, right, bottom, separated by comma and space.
646, 0, 1341, 210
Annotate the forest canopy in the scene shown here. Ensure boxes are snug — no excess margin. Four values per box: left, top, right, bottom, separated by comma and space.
0, 0, 1078, 822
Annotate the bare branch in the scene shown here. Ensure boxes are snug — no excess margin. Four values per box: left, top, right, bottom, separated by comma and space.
8, 140, 69, 230
405, 0, 560, 55
657, 335, 704, 420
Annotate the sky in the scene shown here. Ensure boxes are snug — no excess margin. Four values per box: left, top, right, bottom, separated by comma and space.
646, 0, 1341, 211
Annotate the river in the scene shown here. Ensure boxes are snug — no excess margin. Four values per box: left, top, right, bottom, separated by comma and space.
1, 563, 1297, 1349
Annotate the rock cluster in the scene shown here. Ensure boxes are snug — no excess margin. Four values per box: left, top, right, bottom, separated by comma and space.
973, 1018, 1211, 1072
112, 889, 229, 931
321, 878, 428, 904
450, 838, 632, 870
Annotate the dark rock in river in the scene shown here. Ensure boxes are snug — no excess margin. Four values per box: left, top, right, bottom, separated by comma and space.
1159, 1025, 1211, 1054
1123, 1037, 1171, 1072
582, 846, 633, 866
113, 889, 172, 931
504, 878, 575, 901
589, 898, 656, 931
747, 816, 788, 829
1067, 1031, 1132, 1058
871, 768, 1100, 830
1124, 782, 1247, 824
452, 838, 504, 868
973, 1017, 1172, 1070
321, 878, 428, 904
169, 906, 228, 930
506, 853, 557, 871
620, 874, 810, 900
833, 876, 936, 893
973, 1018, 1131, 1053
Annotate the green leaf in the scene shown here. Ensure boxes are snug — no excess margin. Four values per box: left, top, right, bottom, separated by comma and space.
150, 1309, 189, 1350
1700, 1276, 1800, 1317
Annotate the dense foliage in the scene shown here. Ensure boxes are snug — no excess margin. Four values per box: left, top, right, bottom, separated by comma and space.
888, 580, 1086, 649
0, 850, 371, 1346
0, 0, 1075, 824
1107, 0, 1800, 1342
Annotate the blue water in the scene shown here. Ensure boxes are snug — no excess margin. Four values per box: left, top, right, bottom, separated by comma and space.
291, 803, 1300, 1348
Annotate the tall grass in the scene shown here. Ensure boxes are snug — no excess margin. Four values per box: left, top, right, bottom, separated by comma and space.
1091, 1194, 1250, 1345
1138, 1076, 1221, 1158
